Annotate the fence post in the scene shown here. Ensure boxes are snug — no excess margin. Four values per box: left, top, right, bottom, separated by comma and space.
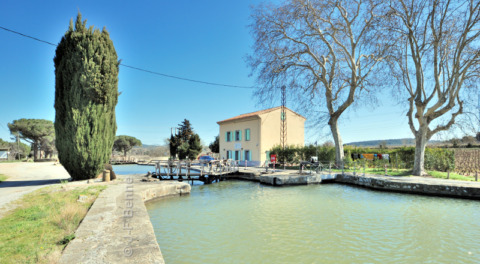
384, 164, 387, 176
447, 170, 450, 179
103, 170, 110, 182
353, 163, 356, 176
396, 153, 398, 171
476, 172, 478, 182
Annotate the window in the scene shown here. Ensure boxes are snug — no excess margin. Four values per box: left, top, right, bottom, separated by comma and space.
235, 130, 242, 141
235, 150, 240, 161
226, 131, 231, 142
244, 150, 250, 161
245, 129, 250, 141
226, 150, 232, 159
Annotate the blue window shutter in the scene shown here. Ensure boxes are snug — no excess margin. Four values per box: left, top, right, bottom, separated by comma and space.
245, 129, 250, 141
239, 130, 242, 141
225, 132, 228, 142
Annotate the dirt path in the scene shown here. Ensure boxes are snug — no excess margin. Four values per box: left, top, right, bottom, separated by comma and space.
0, 162, 71, 218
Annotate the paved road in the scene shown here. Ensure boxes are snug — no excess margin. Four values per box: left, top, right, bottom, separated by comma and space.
0, 162, 70, 218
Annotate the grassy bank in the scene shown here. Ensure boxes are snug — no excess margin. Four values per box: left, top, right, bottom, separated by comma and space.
427, 171, 476, 181
0, 174, 7, 182
0, 184, 107, 263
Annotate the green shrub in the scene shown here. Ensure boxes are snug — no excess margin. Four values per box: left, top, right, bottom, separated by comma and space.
425, 148, 455, 172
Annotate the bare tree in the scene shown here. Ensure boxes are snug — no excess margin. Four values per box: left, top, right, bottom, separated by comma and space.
384, 0, 480, 175
247, 0, 388, 164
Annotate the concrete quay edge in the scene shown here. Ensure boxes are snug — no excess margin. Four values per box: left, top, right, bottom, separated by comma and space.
237, 168, 480, 199
335, 173, 480, 199
59, 179, 191, 264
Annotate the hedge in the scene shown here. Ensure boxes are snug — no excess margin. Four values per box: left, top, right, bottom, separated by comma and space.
269, 145, 455, 172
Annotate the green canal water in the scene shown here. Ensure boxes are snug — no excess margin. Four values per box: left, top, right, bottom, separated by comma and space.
146, 181, 480, 263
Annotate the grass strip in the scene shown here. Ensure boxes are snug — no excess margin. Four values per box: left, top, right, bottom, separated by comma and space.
0, 174, 7, 182
427, 170, 476, 181
281, 166, 477, 181
0, 184, 107, 264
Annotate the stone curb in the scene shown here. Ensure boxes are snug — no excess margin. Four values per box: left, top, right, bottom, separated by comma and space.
59, 180, 191, 264
336, 174, 480, 199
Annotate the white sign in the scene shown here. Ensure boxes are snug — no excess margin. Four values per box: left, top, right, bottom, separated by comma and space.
0, 151, 8, 159
234, 143, 242, 150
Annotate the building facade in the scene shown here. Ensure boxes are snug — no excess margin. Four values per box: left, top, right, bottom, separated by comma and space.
0, 148, 9, 160
217, 106, 305, 166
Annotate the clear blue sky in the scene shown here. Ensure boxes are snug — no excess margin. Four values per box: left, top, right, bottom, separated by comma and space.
0, 0, 424, 147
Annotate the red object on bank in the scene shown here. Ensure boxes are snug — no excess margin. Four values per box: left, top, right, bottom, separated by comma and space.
270, 154, 277, 163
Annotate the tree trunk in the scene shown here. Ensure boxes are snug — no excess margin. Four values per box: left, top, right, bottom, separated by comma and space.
329, 118, 344, 166
33, 141, 38, 161
413, 127, 428, 176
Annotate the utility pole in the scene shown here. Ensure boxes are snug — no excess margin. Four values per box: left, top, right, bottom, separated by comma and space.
281, 85, 287, 169
477, 93, 480, 141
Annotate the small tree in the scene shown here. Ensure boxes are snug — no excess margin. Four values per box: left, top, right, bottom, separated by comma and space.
209, 135, 220, 153
113, 135, 142, 160
168, 119, 203, 160
169, 134, 179, 159
8, 119, 54, 161
177, 142, 190, 160
54, 13, 119, 180
188, 134, 202, 159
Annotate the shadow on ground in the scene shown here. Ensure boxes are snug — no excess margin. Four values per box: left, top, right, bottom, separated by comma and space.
0, 179, 62, 188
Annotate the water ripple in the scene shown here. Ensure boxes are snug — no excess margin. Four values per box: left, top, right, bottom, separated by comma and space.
146, 181, 480, 264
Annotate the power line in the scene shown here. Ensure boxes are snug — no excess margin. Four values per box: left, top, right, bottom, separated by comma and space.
0, 25, 256, 89
0, 26, 57, 46
120, 64, 255, 89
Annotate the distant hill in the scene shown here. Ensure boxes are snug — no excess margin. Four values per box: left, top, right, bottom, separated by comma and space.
134, 144, 160, 149
345, 138, 441, 147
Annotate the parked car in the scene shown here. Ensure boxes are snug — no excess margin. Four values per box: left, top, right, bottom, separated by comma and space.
198, 155, 215, 163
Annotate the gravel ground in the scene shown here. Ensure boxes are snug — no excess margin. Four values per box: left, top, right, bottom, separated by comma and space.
0, 162, 71, 218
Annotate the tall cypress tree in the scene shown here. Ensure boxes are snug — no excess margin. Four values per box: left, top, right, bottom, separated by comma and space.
54, 13, 119, 180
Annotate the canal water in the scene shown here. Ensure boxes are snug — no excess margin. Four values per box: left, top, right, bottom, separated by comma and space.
112, 164, 155, 175
146, 181, 480, 263
112, 164, 206, 185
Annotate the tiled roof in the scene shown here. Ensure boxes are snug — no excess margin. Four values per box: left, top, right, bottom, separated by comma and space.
217, 106, 305, 124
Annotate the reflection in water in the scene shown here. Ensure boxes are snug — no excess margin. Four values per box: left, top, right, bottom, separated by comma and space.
146, 181, 480, 264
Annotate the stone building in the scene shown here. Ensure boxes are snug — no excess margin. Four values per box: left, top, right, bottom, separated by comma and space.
217, 106, 305, 166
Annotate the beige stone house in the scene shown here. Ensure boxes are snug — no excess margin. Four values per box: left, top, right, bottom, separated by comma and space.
217, 106, 306, 166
